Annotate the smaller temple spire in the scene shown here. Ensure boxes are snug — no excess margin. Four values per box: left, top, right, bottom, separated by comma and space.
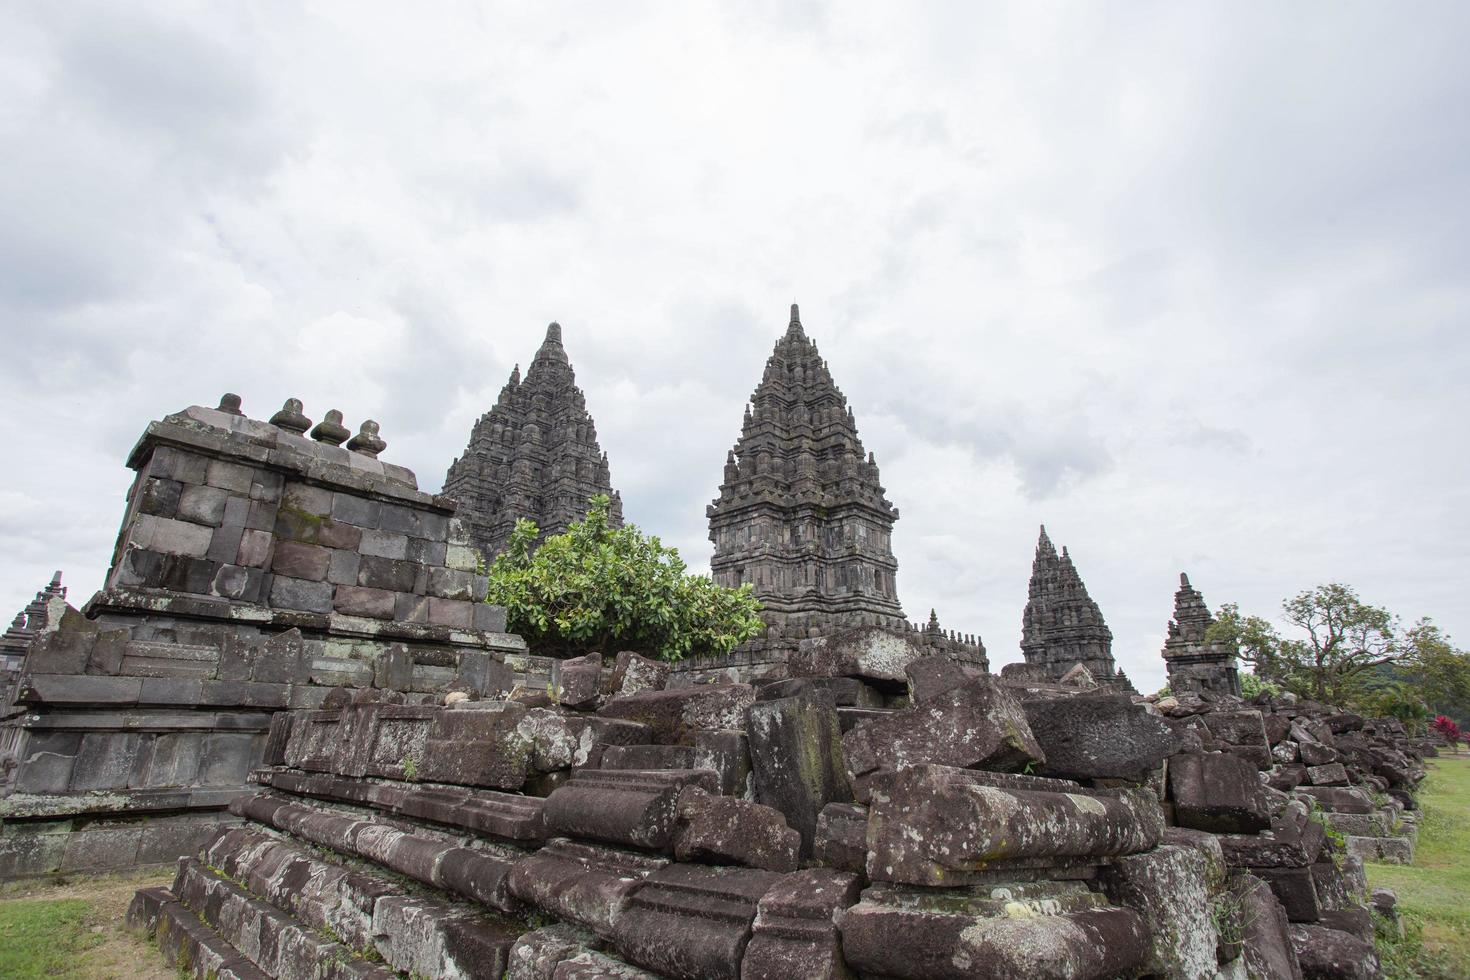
1036, 525, 1057, 559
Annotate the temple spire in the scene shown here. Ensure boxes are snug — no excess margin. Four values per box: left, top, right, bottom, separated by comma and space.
1020, 530, 1117, 683
785, 303, 806, 340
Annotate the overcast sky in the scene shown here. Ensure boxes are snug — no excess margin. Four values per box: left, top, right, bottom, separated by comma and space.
3, 2, 1467, 691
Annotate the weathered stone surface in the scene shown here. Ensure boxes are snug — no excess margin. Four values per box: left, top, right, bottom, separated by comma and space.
1257, 866, 1323, 922
1289, 924, 1382, 979
904, 655, 983, 704
507, 839, 668, 939
746, 691, 853, 858
839, 881, 1150, 980
674, 789, 800, 872
1233, 874, 1306, 980
1101, 845, 1217, 980
1168, 752, 1272, 833
597, 684, 755, 744
1295, 786, 1375, 814
1021, 694, 1175, 781
543, 768, 719, 852
599, 744, 696, 771
842, 676, 1043, 792
555, 653, 604, 710
1020, 527, 1120, 683
866, 766, 1163, 886
813, 802, 869, 875
1308, 762, 1351, 786
791, 627, 931, 683
613, 863, 782, 980
756, 676, 882, 709
693, 730, 751, 797
742, 868, 861, 980
609, 651, 670, 697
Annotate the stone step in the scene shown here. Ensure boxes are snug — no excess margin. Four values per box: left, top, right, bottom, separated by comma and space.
127, 885, 273, 980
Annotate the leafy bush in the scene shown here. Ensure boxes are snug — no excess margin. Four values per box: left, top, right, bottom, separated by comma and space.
484, 495, 764, 662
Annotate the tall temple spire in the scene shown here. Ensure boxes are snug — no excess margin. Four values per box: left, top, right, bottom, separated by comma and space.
708, 303, 905, 648
1161, 571, 1241, 696
1020, 531, 1117, 682
444, 322, 621, 561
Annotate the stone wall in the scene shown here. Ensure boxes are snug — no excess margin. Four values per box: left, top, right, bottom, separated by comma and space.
0, 395, 527, 879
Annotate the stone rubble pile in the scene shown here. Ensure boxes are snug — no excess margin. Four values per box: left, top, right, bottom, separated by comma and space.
126, 625, 1424, 979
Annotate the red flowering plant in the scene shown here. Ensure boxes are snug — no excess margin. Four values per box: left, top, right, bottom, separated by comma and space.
1430, 715, 1461, 751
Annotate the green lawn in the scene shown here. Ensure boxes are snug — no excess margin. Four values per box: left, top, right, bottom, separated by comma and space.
0, 898, 103, 979
0, 870, 174, 979
1368, 752, 1470, 978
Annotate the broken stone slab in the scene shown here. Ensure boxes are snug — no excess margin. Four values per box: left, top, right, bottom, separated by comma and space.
611, 863, 783, 980
838, 880, 1150, 980
741, 868, 862, 980
554, 653, 604, 710
813, 802, 869, 876
505, 923, 606, 980
542, 768, 719, 852
903, 655, 984, 704
1202, 709, 1270, 750
790, 626, 931, 684
1288, 924, 1381, 979
597, 684, 755, 744
517, 707, 585, 772
673, 789, 800, 872
755, 676, 883, 709
607, 651, 670, 697
1020, 694, 1176, 781
746, 690, 853, 859
507, 838, 669, 939
865, 765, 1163, 887
1299, 740, 1342, 766
692, 730, 750, 797
1100, 845, 1217, 980
1167, 752, 1272, 833
1256, 866, 1323, 922
842, 676, 1043, 798
1295, 785, 1375, 814
1307, 762, 1351, 786
1232, 874, 1305, 980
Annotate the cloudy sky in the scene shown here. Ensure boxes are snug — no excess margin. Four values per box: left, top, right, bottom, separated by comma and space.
3, 2, 1467, 691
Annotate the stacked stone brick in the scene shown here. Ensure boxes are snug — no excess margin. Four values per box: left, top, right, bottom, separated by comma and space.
1161, 573, 1242, 696
1020, 526, 1124, 685
0, 395, 526, 877
444, 322, 622, 562
125, 613, 1418, 979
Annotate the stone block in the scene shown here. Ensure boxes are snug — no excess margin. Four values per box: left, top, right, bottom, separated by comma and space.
674, 789, 801, 872
1021, 694, 1176, 781
507, 838, 668, 939
268, 575, 334, 614
333, 585, 397, 620
600, 744, 696, 770
329, 492, 381, 528
137, 477, 183, 518
1232, 874, 1305, 980
903, 655, 985, 704
554, 652, 604, 710
445, 543, 480, 572
1295, 786, 1374, 814
610, 651, 671, 697
147, 445, 208, 484
427, 566, 478, 600
865, 765, 1163, 886
177, 484, 230, 526
1168, 752, 1272, 833
395, 592, 431, 623
236, 528, 274, 567
1100, 845, 1217, 980
839, 882, 1150, 980
473, 603, 507, 632
746, 691, 853, 859
693, 730, 750, 797
613, 863, 783, 980
1299, 740, 1342, 766
741, 868, 862, 980
131, 514, 214, 558
357, 555, 418, 592
1257, 866, 1323, 922
543, 768, 718, 851
790, 625, 930, 683
842, 675, 1043, 793
204, 458, 255, 493
271, 540, 331, 581
813, 802, 868, 875
1289, 924, 1380, 979
598, 684, 755, 745
280, 482, 333, 518
360, 528, 410, 559
428, 597, 473, 628
1308, 762, 1351, 786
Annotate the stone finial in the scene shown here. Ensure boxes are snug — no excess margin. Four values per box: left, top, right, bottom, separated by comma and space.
546, 321, 563, 344
1180, 572, 1191, 588
346, 420, 387, 458
310, 409, 351, 446
790, 303, 800, 325
510, 364, 521, 385
269, 398, 312, 435
216, 393, 244, 416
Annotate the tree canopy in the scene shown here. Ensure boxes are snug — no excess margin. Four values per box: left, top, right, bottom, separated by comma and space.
483, 495, 765, 662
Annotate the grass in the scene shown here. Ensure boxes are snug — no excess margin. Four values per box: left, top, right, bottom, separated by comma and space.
1368, 752, 1470, 978
0, 869, 175, 980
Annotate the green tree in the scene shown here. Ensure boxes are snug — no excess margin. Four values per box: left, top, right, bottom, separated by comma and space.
1398, 619, 1470, 726
483, 495, 765, 662
1207, 584, 1401, 704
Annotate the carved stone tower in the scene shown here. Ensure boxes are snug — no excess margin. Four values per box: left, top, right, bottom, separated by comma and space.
1020, 526, 1118, 681
1162, 572, 1241, 696
707, 304, 905, 643
445, 322, 622, 561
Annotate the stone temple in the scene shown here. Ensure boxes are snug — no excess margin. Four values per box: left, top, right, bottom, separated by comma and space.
444, 322, 622, 562
708, 304, 906, 637
1161, 572, 1242, 696
1020, 525, 1123, 685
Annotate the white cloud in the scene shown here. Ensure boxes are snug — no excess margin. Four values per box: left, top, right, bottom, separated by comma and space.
2, 1, 1468, 691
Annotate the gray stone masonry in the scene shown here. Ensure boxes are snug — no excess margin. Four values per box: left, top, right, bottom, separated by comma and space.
1019, 525, 1122, 684
1, 394, 526, 879
1161, 572, 1242, 697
